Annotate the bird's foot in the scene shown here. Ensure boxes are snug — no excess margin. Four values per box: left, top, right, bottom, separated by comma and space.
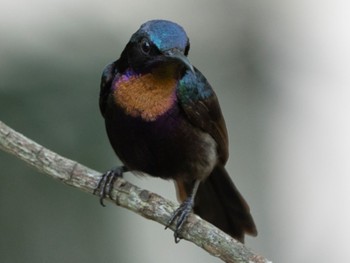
165, 197, 194, 243
94, 166, 127, 207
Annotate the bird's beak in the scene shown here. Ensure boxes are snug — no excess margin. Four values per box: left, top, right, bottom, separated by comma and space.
164, 49, 195, 74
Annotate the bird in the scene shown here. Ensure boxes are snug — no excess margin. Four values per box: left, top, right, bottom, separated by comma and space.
96, 19, 257, 243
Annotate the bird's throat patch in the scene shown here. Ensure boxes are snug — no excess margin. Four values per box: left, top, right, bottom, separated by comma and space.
113, 70, 177, 121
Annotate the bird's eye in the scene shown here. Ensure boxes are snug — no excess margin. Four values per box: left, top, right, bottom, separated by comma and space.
140, 38, 151, 54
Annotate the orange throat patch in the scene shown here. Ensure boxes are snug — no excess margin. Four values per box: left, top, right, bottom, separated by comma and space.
114, 71, 177, 121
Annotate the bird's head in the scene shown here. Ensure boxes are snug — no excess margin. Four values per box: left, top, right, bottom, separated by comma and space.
120, 20, 194, 76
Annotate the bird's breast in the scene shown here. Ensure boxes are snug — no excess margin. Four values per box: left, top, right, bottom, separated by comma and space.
113, 71, 177, 121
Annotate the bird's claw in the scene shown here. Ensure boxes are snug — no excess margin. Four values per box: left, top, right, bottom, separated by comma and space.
94, 166, 126, 206
165, 197, 194, 243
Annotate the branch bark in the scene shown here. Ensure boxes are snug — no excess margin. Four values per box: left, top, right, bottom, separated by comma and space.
0, 120, 270, 263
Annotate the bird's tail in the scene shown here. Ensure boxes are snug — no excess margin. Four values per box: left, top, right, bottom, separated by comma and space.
175, 165, 257, 242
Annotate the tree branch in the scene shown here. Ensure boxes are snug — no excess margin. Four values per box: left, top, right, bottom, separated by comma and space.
0, 120, 270, 263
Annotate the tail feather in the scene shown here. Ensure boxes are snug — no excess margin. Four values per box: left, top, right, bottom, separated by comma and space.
176, 165, 257, 243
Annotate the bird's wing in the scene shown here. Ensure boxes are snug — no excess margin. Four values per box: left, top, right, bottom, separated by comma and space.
177, 68, 229, 164
99, 61, 117, 117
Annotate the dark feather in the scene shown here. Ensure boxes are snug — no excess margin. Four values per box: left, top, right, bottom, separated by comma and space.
176, 165, 257, 243
177, 68, 228, 164
99, 61, 117, 117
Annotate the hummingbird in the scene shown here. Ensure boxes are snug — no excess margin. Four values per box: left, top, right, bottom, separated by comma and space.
96, 19, 257, 243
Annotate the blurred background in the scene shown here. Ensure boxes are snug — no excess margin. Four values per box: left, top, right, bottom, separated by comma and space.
1, 0, 350, 262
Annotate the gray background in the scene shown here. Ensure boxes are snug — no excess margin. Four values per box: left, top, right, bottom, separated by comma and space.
1, 0, 350, 262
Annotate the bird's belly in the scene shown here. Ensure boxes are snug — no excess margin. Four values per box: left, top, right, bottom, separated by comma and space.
105, 105, 217, 181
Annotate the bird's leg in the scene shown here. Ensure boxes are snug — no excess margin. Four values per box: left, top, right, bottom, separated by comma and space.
166, 179, 201, 243
94, 166, 128, 206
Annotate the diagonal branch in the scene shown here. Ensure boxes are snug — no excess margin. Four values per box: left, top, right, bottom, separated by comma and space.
0, 120, 270, 263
